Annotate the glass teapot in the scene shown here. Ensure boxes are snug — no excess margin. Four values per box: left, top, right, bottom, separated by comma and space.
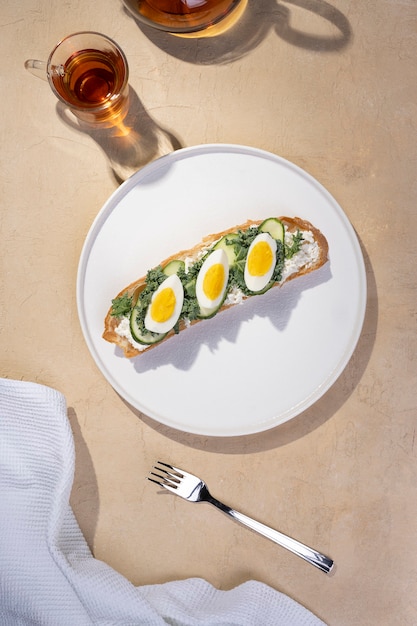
122, 0, 246, 36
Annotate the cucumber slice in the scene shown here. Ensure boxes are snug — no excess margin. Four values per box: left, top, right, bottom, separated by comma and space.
197, 287, 228, 319
163, 259, 185, 276
198, 303, 224, 319
130, 307, 167, 345
258, 218, 284, 242
247, 279, 275, 296
213, 233, 238, 266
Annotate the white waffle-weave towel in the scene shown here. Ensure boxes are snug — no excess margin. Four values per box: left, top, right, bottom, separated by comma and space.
0, 378, 326, 625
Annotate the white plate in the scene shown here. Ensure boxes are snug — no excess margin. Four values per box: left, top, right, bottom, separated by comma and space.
77, 144, 366, 437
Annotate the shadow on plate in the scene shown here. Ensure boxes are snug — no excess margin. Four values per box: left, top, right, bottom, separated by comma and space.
122, 0, 352, 66
127, 235, 376, 453
55, 87, 183, 183
126, 260, 332, 374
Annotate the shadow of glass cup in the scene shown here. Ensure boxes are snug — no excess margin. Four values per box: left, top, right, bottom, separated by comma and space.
24, 31, 181, 181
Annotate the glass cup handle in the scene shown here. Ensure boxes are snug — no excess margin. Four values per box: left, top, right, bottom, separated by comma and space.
24, 59, 48, 81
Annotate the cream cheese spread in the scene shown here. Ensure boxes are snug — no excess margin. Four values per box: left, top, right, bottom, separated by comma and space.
280, 230, 319, 283
116, 317, 149, 352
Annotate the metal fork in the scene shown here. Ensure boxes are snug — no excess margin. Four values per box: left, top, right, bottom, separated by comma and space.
148, 461, 334, 574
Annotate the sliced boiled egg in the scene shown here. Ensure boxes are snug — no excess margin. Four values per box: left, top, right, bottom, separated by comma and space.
244, 232, 277, 293
144, 273, 184, 334
196, 249, 229, 318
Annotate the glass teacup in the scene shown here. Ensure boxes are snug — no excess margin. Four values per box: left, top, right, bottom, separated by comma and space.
25, 31, 129, 128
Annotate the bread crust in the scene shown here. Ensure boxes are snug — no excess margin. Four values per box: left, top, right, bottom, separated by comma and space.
103, 217, 328, 358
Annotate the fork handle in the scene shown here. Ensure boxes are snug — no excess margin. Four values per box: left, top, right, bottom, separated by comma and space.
209, 497, 334, 574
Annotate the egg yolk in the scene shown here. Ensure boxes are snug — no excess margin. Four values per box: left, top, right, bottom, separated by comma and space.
247, 241, 273, 276
203, 263, 225, 301
150, 287, 176, 323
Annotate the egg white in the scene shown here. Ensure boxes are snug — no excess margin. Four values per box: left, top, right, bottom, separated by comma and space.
144, 273, 184, 334
196, 249, 229, 317
244, 233, 277, 292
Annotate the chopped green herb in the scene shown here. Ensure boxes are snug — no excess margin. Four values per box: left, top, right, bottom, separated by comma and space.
143, 266, 167, 294
111, 293, 133, 317
221, 227, 259, 294
181, 295, 200, 321
285, 230, 304, 259
272, 240, 285, 281
231, 227, 260, 248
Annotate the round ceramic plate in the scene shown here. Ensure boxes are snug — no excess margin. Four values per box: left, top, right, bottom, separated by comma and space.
77, 144, 366, 436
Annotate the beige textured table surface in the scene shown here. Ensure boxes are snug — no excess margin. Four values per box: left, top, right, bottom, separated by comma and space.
1, 1, 416, 624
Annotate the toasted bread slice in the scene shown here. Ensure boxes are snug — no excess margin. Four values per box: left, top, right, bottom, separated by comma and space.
103, 216, 328, 358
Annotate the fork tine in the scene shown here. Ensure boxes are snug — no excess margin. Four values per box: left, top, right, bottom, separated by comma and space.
149, 470, 178, 483
155, 461, 184, 477
147, 476, 165, 487
148, 478, 178, 493
147, 471, 179, 492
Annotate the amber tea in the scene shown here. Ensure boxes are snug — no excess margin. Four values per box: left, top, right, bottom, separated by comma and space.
50, 48, 128, 125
